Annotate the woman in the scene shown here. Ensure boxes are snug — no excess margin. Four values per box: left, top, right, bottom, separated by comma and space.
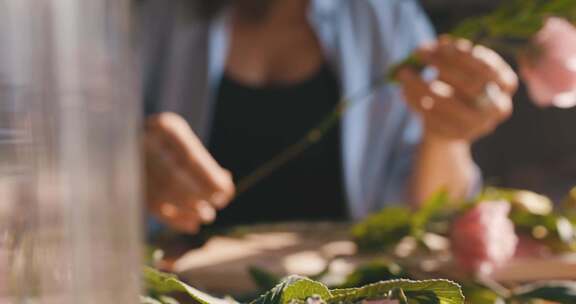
141, 0, 517, 233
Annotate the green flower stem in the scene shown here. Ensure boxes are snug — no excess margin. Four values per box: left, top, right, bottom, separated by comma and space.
387, 54, 424, 83
235, 102, 345, 195
236, 76, 387, 196
388, 288, 409, 304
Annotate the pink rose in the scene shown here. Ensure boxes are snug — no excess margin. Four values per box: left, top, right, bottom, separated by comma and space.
450, 201, 518, 275
519, 17, 576, 108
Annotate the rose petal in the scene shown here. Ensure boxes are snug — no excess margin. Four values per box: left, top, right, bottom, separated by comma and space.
519, 17, 576, 108
450, 201, 518, 274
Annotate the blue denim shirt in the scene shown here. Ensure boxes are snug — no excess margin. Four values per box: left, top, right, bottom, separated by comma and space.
141, 0, 443, 219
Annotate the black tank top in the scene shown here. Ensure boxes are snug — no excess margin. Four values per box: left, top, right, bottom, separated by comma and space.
208, 64, 347, 226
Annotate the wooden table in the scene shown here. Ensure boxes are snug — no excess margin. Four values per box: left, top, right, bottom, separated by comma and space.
164, 222, 576, 296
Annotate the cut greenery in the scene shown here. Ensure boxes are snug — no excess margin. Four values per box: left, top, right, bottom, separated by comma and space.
143, 267, 464, 304
353, 187, 576, 254
249, 187, 576, 304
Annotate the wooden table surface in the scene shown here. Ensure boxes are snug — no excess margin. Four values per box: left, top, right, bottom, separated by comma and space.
163, 222, 576, 296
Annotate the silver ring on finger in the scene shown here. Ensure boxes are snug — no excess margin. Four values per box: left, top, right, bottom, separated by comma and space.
473, 81, 500, 110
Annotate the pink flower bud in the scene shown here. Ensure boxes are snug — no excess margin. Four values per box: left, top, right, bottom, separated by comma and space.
450, 201, 518, 275
519, 17, 576, 108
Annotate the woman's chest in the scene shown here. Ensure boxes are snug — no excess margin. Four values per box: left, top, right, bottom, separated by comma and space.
225, 21, 325, 86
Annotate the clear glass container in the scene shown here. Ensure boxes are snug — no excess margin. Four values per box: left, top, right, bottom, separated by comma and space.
0, 0, 142, 303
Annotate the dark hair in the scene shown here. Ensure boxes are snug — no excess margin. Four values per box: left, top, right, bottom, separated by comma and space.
196, 0, 231, 19
195, 0, 277, 21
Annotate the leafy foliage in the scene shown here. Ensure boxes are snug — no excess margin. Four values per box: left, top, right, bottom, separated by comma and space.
143, 267, 236, 304
249, 266, 282, 292
354, 187, 576, 255
349, 187, 576, 304
481, 187, 576, 252
460, 283, 503, 304
329, 279, 464, 304
352, 190, 451, 252
452, 0, 576, 43
513, 281, 576, 303
250, 276, 331, 304
391, 0, 576, 79
352, 207, 413, 251
144, 268, 465, 304
338, 261, 410, 289
411, 191, 450, 238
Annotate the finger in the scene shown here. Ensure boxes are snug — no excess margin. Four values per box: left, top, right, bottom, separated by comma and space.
149, 202, 202, 234
469, 44, 518, 94
419, 36, 518, 94
145, 141, 232, 220
168, 217, 201, 234
147, 113, 228, 190
147, 113, 235, 206
146, 149, 218, 226
182, 200, 217, 224
397, 67, 434, 112
145, 131, 206, 202
417, 43, 516, 117
418, 50, 482, 102
399, 69, 502, 140
399, 69, 481, 126
477, 82, 514, 123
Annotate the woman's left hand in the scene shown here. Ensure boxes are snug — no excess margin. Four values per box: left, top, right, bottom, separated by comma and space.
398, 35, 518, 142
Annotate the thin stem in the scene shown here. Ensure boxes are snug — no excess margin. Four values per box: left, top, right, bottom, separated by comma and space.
235, 76, 387, 196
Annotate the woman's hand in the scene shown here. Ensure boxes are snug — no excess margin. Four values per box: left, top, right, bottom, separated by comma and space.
398, 36, 518, 204
398, 35, 518, 141
144, 113, 235, 234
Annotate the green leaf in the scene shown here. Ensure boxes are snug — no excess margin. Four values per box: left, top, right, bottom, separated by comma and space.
144, 269, 465, 304
158, 296, 183, 304
141, 296, 165, 304
411, 190, 449, 238
389, 287, 409, 304
143, 267, 236, 304
447, 0, 576, 45
250, 275, 332, 304
352, 207, 412, 251
461, 282, 504, 304
338, 261, 409, 289
450, 18, 488, 40
513, 281, 576, 303
249, 266, 282, 292
329, 279, 464, 304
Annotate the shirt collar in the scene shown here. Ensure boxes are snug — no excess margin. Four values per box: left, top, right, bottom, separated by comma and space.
309, 0, 341, 19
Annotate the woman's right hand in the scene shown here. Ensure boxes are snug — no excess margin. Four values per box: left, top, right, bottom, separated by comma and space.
144, 113, 235, 234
